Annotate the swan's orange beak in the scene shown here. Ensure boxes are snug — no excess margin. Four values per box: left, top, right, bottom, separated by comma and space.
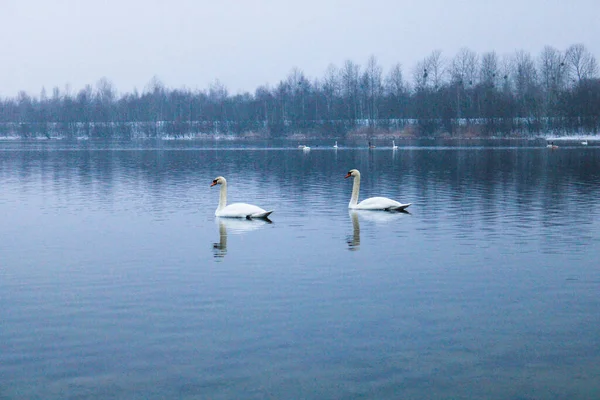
344, 173, 352, 179
210, 181, 217, 187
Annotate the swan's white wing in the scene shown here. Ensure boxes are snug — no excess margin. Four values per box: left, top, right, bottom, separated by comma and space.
216, 202, 272, 218
355, 196, 411, 211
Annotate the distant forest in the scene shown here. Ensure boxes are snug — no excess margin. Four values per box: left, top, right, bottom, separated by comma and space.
1, 44, 599, 139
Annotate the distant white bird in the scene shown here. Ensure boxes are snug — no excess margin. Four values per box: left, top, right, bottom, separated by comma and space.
333, 141, 338, 149
302, 145, 311, 151
210, 176, 273, 219
392, 140, 398, 150
344, 169, 411, 211
582, 140, 588, 146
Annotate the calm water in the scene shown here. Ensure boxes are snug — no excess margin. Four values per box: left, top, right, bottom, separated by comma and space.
1, 141, 599, 399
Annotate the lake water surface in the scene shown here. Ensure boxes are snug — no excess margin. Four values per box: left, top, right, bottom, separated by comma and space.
1, 140, 599, 399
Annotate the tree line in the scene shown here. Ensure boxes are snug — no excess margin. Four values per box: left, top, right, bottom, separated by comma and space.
1, 43, 598, 139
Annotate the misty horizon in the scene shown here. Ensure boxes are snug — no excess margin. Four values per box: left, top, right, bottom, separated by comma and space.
1, 0, 599, 98
2, 43, 598, 100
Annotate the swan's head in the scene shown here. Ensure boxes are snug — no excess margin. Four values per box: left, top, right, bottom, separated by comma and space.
211, 176, 226, 187
345, 169, 360, 179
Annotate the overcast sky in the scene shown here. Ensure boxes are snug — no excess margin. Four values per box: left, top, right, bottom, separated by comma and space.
1, 0, 598, 98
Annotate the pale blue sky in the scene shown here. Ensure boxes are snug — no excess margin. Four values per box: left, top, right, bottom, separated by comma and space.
1, 0, 598, 97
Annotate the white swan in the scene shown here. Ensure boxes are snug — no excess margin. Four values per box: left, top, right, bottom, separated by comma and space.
345, 169, 411, 211
333, 141, 338, 149
392, 140, 398, 150
210, 176, 273, 219
582, 140, 588, 145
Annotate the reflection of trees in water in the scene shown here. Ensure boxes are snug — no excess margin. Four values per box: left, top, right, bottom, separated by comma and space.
2, 146, 600, 249
406, 148, 600, 249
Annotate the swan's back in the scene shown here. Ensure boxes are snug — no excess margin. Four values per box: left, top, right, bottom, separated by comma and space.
217, 202, 272, 218
355, 196, 410, 211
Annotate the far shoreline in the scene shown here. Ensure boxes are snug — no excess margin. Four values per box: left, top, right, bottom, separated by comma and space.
0, 133, 597, 143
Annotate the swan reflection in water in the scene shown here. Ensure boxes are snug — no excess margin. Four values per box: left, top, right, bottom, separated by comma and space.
347, 210, 410, 251
348, 211, 361, 251
213, 217, 272, 259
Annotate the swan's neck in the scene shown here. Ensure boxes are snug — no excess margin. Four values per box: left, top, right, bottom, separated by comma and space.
350, 174, 360, 206
218, 182, 227, 211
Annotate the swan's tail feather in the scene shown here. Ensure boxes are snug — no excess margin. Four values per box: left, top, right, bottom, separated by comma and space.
388, 203, 411, 211
248, 210, 273, 219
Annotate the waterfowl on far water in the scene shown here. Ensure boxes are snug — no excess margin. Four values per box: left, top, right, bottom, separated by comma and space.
546, 141, 559, 149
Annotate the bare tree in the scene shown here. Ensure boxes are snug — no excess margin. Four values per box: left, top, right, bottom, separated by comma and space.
412, 50, 444, 91
480, 51, 499, 87
385, 63, 406, 97
208, 79, 228, 102
340, 60, 361, 120
448, 48, 478, 120
499, 54, 513, 94
412, 59, 428, 91
75, 84, 93, 136
144, 75, 165, 96
322, 63, 339, 117
361, 55, 383, 122
538, 46, 568, 115
96, 77, 116, 104
565, 43, 598, 83
144, 76, 167, 135
538, 46, 567, 93
512, 50, 541, 117
450, 48, 478, 87
282, 68, 313, 128
513, 51, 538, 96
425, 50, 445, 89
254, 85, 273, 124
